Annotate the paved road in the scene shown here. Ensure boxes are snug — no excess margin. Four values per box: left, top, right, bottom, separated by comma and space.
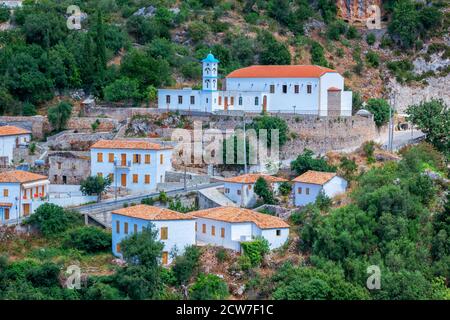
74, 182, 224, 227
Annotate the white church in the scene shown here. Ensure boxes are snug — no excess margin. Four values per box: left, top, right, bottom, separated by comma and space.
157, 53, 352, 116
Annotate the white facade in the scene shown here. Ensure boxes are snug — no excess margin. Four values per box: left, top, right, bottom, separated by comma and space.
90, 140, 173, 194
157, 55, 352, 116
294, 175, 348, 207
0, 127, 31, 165
0, 171, 50, 224
111, 209, 196, 265
223, 176, 285, 208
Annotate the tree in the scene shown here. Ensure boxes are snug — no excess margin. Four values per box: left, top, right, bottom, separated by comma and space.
406, 99, 449, 156
47, 101, 72, 132
80, 176, 111, 202
279, 181, 292, 197
257, 32, 291, 65
80, 34, 97, 92
290, 149, 336, 175
189, 274, 229, 300
104, 77, 142, 103
339, 156, 357, 180
94, 10, 107, 73
172, 246, 201, 285
0, 4, 10, 23
26, 203, 82, 237
248, 115, 289, 147
254, 177, 276, 205
388, 0, 419, 49
115, 226, 164, 299
366, 98, 391, 127
63, 226, 111, 253
310, 41, 329, 67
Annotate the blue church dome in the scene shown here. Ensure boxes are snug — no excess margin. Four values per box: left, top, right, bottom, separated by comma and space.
201, 53, 219, 63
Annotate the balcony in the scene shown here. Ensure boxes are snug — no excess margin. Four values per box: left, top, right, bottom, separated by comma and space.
114, 160, 132, 169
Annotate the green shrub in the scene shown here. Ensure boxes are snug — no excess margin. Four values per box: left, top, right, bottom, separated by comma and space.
366, 98, 391, 127
216, 248, 228, 263
63, 226, 111, 253
346, 26, 359, 39
240, 237, 270, 267
363, 141, 376, 163
279, 181, 292, 196
190, 273, 229, 300
366, 33, 376, 45
366, 51, 380, 68
26, 204, 82, 237
172, 246, 201, 285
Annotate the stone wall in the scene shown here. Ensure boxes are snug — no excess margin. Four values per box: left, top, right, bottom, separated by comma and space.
47, 131, 115, 151
0, 116, 48, 139
66, 117, 119, 132
48, 151, 91, 184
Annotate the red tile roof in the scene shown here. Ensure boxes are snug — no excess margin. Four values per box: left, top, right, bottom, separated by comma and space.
191, 206, 289, 229
0, 125, 31, 137
0, 170, 48, 183
112, 204, 195, 221
226, 65, 336, 78
223, 174, 287, 184
90, 139, 172, 150
292, 170, 337, 185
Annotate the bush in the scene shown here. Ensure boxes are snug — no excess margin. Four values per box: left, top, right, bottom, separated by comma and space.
279, 182, 292, 196
346, 26, 359, 39
362, 141, 376, 163
254, 177, 276, 205
240, 237, 270, 267
0, 4, 11, 23
366, 33, 376, 45
172, 246, 201, 285
291, 149, 336, 175
188, 21, 209, 42
315, 191, 332, 211
310, 41, 328, 67
366, 51, 380, 68
366, 98, 391, 127
22, 102, 37, 116
189, 273, 229, 300
63, 226, 111, 253
26, 203, 82, 237
216, 248, 228, 263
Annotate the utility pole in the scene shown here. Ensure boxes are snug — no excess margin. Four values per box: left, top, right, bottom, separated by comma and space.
243, 114, 247, 174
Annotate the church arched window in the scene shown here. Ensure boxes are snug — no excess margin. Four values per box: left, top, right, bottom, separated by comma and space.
254, 97, 259, 105
205, 67, 211, 75
238, 97, 243, 105
205, 80, 210, 88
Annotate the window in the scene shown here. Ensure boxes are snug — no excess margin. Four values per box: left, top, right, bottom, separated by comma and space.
221, 228, 225, 238
108, 153, 114, 163
144, 175, 150, 184
307, 84, 312, 94
160, 227, 168, 240
306, 188, 310, 195
133, 174, 138, 183
97, 172, 103, 178
237, 189, 241, 195
238, 97, 243, 105
218, 96, 222, 105
282, 85, 287, 93
116, 244, 121, 253
294, 85, 299, 93
109, 173, 114, 182
166, 95, 171, 104
178, 95, 183, 104
134, 224, 138, 233
195, 222, 197, 232
276, 229, 281, 236
211, 226, 215, 236
270, 85, 275, 93
202, 224, 206, 233
254, 97, 259, 105
230, 97, 234, 105
3, 189, 8, 197
248, 185, 252, 190
298, 187, 302, 194
116, 221, 120, 233
133, 154, 141, 164
124, 222, 128, 234
4, 208, 9, 220
190, 96, 195, 104
162, 251, 168, 265
225, 188, 229, 193
160, 154, 164, 164
57, 162, 62, 169
145, 154, 151, 164
97, 152, 103, 162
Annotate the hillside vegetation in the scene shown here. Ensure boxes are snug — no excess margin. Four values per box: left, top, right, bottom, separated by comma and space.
0, 0, 448, 115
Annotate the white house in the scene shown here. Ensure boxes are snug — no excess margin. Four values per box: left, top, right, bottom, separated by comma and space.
0, 1, 22, 9
90, 139, 173, 194
191, 206, 289, 251
223, 174, 288, 208
0, 170, 50, 224
0, 125, 31, 166
293, 170, 347, 207
111, 204, 196, 264
157, 53, 352, 116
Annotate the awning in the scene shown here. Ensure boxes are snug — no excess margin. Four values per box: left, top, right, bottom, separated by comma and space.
0, 202, 13, 208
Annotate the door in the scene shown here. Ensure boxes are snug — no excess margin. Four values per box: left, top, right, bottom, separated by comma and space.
121, 174, 127, 187
121, 154, 127, 166
262, 95, 267, 112
224, 97, 228, 111
23, 204, 30, 216
4, 208, 10, 220
162, 251, 168, 265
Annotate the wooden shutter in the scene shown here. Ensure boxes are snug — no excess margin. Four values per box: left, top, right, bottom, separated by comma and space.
160, 227, 168, 240
97, 153, 103, 162
108, 153, 114, 163
116, 221, 120, 233
124, 222, 128, 234
221, 228, 225, 238
133, 174, 138, 183
162, 252, 168, 265
211, 226, 215, 236
145, 154, 151, 164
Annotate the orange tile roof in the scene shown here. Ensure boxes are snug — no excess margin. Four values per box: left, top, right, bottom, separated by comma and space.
223, 174, 287, 184
0, 170, 48, 183
191, 206, 289, 229
112, 204, 195, 221
226, 65, 336, 78
90, 139, 173, 150
0, 202, 13, 207
0, 125, 31, 137
292, 170, 337, 185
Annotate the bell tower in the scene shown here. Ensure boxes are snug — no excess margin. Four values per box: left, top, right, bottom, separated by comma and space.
201, 52, 220, 112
